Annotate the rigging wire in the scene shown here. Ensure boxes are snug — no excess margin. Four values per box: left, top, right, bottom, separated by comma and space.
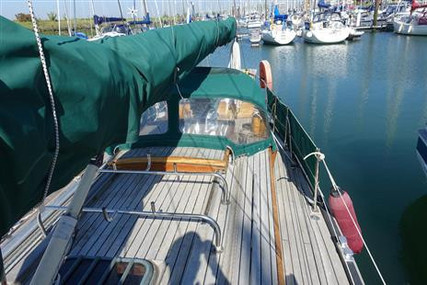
322, 160, 387, 285
27, 0, 61, 215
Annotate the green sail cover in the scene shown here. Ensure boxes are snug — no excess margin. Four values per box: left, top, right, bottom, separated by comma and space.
0, 16, 236, 236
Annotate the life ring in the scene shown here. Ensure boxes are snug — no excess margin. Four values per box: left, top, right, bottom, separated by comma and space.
259, 60, 273, 90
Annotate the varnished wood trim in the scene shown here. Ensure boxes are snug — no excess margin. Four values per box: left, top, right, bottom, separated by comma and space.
269, 147, 286, 285
110, 149, 231, 173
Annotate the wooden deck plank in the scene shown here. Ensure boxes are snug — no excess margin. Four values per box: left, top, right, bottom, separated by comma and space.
275, 151, 350, 285
70, 173, 144, 255
292, 167, 330, 285
141, 146, 211, 260
219, 158, 245, 285
238, 156, 252, 285
81, 174, 160, 256
250, 154, 262, 285
160, 177, 211, 284
94, 174, 162, 257
205, 159, 239, 284
288, 166, 317, 284
180, 179, 222, 284
162, 147, 212, 283
293, 166, 348, 284
103, 175, 164, 257
156, 177, 204, 283
193, 156, 237, 284
258, 150, 273, 285
134, 175, 192, 258
71, 147, 173, 255
121, 175, 180, 257
276, 155, 304, 284
274, 154, 294, 285
153, 177, 205, 261
110, 149, 175, 258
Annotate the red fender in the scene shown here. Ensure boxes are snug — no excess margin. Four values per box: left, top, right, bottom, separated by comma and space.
259, 60, 273, 90
329, 190, 364, 254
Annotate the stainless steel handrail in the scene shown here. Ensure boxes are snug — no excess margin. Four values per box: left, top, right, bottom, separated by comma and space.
45, 205, 223, 252
99, 169, 230, 204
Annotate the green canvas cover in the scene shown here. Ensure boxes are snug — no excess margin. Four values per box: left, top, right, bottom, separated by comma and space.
116, 67, 275, 157
267, 89, 318, 189
0, 16, 236, 236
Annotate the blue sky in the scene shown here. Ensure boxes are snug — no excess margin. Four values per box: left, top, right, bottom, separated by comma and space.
0, 0, 252, 20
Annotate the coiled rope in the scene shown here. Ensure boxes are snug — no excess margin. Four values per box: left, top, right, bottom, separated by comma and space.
27, 0, 60, 217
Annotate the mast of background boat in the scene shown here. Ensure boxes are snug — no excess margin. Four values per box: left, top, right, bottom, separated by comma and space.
141, 0, 148, 17
63, 0, 72, 36
264, 0, 267, 21
56, 0, 61, 35
116, 0, 126, 27
373, 0, 380, 28
89, 0, 95, 36
154, 0, 163, 28
73, 0, 77, 34
173, 0, 177, 25
133, 0, 136, 21
304, 0, 311, 21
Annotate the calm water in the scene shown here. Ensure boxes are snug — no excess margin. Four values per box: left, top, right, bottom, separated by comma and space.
202, 32, 427, 283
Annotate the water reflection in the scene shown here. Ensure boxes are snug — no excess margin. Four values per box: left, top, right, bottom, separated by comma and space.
356, 33, 376, 132
385, 35, 410, 151
304, 43, 350, 78
322, 80, 337, 147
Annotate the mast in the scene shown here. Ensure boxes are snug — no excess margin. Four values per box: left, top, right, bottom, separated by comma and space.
304, 0, 310, 16
73, 0, 77, 34
141, 0, 148, 16
154, 0, 163, 27
264, 0, 267, 20
56, 0, 61, 35
373, 0, 380, 27
133, 0, 137, 21
117, 0, 125, 26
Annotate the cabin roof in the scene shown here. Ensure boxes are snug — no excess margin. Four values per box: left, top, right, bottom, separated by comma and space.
168, 67, 268, 113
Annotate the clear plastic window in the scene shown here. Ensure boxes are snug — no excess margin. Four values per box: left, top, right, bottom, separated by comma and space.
179, 98, 269, 144
139, 101, 168, 135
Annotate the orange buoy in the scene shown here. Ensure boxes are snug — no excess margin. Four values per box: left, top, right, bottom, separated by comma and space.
329, 189, 364, 254
259, 60, 273, 90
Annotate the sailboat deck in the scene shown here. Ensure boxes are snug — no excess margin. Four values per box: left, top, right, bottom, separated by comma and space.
2, 146, 349, 284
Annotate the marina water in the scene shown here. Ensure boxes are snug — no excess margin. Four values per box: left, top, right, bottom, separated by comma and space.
202, 32, 427, 283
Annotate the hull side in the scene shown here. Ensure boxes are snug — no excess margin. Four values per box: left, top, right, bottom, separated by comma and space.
303, 28, 350, 44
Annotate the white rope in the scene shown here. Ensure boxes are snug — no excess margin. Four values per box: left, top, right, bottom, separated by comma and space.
27, 0, 60, 213
323, 160, 387, 285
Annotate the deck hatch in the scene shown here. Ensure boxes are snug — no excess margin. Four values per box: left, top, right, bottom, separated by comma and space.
58, 256, 155, 284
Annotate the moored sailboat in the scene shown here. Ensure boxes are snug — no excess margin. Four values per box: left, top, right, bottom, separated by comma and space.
0, 11, 379, 284
303, 12, 351, 44
262, 5, 296, 45
393, 0, 427, 35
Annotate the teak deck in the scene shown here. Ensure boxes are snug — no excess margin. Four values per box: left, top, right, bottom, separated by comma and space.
2, 146, 349, 284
